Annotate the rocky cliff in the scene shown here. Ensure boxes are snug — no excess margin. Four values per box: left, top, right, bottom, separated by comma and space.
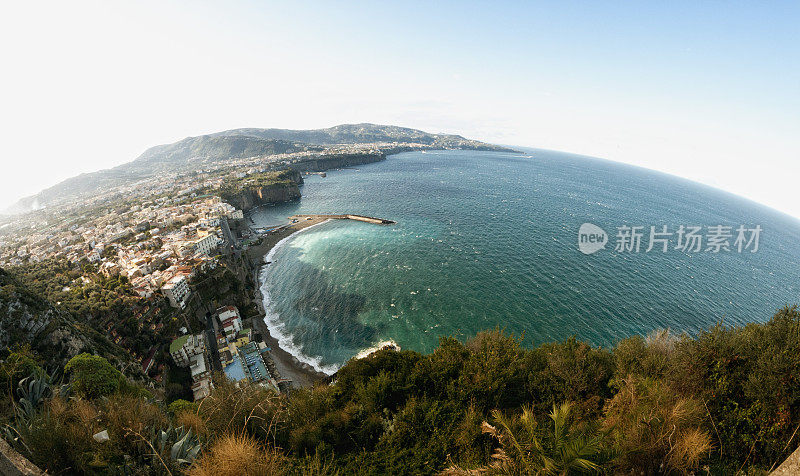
290, 151, 385, 172
220, 169, 304, 211
226, 183, 302, 210
0, 268, 126, 370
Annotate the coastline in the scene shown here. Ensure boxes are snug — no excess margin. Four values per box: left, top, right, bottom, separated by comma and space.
245, 216, 333, 388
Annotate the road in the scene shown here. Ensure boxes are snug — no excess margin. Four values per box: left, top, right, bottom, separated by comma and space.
204, 312, 222, 373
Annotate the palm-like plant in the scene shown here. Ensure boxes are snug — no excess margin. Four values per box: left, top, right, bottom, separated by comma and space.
444, 402, 602, 475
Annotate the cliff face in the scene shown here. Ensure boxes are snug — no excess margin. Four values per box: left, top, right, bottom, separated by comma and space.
223, 169, 304, 211
222, 153, 385, 210
228, 183, 302, 210
0, 269, 120, 369
290, 151, 386, 172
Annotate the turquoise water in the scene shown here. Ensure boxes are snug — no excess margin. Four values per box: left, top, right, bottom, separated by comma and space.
253, 149, 800, 374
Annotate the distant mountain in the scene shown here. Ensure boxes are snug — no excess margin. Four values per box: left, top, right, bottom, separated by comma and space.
132, 136, 299, 172
6, 123, 512, 214
209, 123, 491, 147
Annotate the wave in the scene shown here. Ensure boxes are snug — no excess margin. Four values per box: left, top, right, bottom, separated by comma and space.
259, 219, 404, 375
259, 220, 342, 375
353, 339, 401, 360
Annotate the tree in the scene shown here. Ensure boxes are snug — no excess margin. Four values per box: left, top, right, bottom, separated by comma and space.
64, 353, 122, 399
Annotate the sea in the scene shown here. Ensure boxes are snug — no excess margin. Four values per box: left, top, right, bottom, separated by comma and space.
251, 149, 800, 374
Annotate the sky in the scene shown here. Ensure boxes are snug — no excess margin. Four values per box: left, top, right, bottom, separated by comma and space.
1, 1, 798, 217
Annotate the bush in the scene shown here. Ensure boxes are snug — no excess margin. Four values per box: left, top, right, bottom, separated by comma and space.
4, 306, 800, 475
64, 353, 123, 399
0, 345, 44, 405
169, 399, 199, 416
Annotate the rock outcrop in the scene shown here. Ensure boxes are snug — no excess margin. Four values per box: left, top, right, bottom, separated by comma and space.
221, 169, 304, 211
0, 268, 121, 369
290, 151, 385, 172
225, 183, 302, 210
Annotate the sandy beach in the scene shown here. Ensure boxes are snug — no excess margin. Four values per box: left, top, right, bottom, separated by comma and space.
245, 216, 333, 388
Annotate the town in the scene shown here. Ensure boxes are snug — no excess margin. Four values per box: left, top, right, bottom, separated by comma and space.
0, 134, 510, 400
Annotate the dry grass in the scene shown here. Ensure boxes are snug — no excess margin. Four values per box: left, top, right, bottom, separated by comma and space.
645, 328, 678, 356
198, 376, 284, 441
177, 410, 208, 437
668, 427, 713, 473
100, 394, 169, 453
603, 376, 712, 473
295, 449, 341, 476
17, 397, 102, 473
188, 433, 287, 476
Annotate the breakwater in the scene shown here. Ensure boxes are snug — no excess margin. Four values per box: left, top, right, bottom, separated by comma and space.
289, 214, 396, 225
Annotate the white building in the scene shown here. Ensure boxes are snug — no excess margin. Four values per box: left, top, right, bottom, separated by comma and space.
178, 232, 220, 258
169, 333, 205, 367
170, 333, 213, 400
162, 274, 190, 309
217, 305, 243, 338
200, 216, 220, 227
192, 233, 220, 255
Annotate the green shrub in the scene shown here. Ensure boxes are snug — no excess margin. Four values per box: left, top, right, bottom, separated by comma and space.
0, 345, 44, 399
64, 353, 122, 399
169, 399, 199, 415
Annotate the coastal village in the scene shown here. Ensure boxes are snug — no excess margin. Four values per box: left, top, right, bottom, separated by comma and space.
0, 160, 316, 399
169, 304, 282, 400
0, 135, 502, 403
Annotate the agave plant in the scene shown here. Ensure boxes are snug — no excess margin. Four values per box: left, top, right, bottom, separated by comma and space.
0, 374, 55, 454
14, 375, 53, 423
150, 425, 203, 466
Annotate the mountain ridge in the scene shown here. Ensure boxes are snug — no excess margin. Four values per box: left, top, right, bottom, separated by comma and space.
6, 123, 513, 214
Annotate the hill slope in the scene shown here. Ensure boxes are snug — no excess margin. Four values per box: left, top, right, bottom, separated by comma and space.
6, 124, 511, 214
209, 123, 499, 147
0, 267, 130, 370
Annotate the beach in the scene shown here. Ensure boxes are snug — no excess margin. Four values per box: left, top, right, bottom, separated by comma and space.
245, 216, 332, 388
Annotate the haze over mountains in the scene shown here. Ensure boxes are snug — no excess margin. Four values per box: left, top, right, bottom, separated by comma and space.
6, 124, 508, 215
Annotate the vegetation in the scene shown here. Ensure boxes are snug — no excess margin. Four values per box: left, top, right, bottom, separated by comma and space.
1, 307, 798, 474
65, 353, 125, 399
7, 258, 181, 371
216, 169, 302, 205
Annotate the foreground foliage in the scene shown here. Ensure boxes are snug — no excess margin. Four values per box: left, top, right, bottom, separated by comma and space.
1, 306, 798, 475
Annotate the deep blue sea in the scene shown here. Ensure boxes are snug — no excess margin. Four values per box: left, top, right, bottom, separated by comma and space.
251, 149, 800, 374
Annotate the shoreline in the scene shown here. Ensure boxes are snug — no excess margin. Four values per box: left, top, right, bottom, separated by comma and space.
244, 216, 334, 388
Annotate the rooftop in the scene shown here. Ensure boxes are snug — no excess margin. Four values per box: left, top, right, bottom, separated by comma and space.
223, 355, 247, 381
169, 334, 191, 353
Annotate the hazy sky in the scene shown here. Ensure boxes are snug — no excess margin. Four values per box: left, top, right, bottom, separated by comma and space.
1, 1, 798, 217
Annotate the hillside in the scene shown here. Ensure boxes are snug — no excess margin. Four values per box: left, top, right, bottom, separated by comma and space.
132, 136, 299, 172
6, 124, 513, 214
1, 303, 798, 474
0, 267, 131, 370
209, 123, 508, 149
